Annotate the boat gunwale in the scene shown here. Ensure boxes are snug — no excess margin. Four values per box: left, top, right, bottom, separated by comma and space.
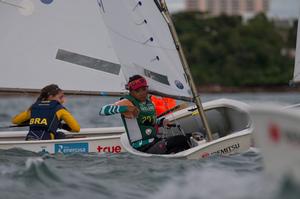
0, 135, 121, 145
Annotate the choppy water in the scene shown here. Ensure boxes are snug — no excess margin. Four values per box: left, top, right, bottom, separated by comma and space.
1, 92, 300, 199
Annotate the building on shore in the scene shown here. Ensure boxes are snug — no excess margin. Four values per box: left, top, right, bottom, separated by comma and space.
186, 0, 270, 18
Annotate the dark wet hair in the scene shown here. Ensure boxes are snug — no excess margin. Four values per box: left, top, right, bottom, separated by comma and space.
36, 84, 62, 101
128, 75, 143, 83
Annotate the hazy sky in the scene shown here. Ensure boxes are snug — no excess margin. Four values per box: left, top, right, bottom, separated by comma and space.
166, 0, 300, 19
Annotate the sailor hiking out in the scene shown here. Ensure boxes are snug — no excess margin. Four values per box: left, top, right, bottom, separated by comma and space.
99, 75, 190, 154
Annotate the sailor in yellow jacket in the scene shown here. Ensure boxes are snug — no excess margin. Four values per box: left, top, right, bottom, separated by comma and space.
12, 84, 80, 140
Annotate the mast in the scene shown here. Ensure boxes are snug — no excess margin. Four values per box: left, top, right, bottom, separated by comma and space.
158, 0, 213, 141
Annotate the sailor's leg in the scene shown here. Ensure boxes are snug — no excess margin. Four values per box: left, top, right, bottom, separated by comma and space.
165, 135, 190, 153
145, 139, 167, 154
135, 138, 167, 154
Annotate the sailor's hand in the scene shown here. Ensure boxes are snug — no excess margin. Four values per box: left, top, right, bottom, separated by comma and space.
60, 123, 71, 131
126, 106, 140, 118
163, 119, 172, 128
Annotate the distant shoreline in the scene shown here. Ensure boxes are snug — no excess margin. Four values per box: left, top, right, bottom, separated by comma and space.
197, 85, 300, 93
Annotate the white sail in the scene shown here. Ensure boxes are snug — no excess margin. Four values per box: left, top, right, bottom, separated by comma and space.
1, 0, 192, 99
292, 12, 300, 83
0, 0, 126, 94
99, 0, 192, 99
0, 1, 255, 158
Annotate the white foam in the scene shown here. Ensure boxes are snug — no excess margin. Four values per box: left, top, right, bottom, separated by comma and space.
25, 157, 44, 169
151, 168, 278, 199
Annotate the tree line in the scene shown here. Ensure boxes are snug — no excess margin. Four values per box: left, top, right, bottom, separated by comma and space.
172, 12, 297, 87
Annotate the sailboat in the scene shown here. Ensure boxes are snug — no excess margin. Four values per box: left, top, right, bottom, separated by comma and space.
0, 0, 253, 158
0, 0, 127, 153
249, 13, 300, 180
250, 104, 300, 184
98, 0, 253, 159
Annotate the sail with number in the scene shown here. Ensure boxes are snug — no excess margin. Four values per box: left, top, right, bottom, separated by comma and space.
292, 14, 300, 83
0, 0, 192, 100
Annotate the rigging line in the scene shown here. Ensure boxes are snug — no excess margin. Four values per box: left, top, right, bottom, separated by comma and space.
132, 1, 142, 11
106, 0, 174, 51
115, 0, 185, 78
99, 1, 186, 83
95, 1, 174, 51
105, 24, 176, 51
147, 23, 185, 78
148, 35, 184, 80
0, 0, 24, 9
143, 22, 185, 81
112, 22, 184, 84
127, 2, 185, 78
129, 1, 169, 49
128, 1, 148, 25
135, 19, 147, 25
96, 0, 105, 13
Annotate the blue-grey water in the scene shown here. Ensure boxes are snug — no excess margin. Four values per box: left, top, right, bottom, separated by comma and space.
0, 92, 300, 199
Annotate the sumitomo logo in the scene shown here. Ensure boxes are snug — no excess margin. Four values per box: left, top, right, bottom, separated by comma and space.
55, 143, 89, 153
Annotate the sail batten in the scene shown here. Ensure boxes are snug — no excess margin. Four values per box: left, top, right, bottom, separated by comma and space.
56, 49, 121, 76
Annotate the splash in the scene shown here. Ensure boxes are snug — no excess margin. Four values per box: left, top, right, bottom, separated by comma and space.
25, 157, 44, 169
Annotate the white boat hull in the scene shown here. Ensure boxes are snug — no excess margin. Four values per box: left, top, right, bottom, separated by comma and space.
0, 135, 125, 154
121, 129, 252, 160
121, 98, 253, 159
0, 127, 126, 154
0, 127, 125, 141
250, 105, 300, 183
0, 127, 125, 154
0, 99, 253, 156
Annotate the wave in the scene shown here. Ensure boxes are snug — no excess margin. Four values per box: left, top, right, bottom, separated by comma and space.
150, 166, 271, 199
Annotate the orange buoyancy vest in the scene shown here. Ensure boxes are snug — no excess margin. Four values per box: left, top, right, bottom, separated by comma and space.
150, 96, 176, 116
